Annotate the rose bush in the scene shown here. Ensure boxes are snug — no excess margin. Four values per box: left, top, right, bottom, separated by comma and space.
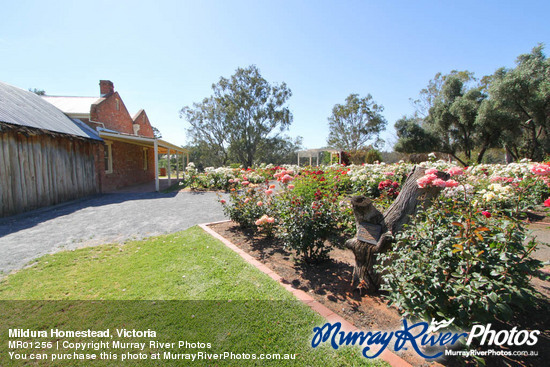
376, 193, 542, 327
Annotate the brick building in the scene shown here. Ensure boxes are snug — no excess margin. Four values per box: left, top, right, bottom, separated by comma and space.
44, 80, 186, 192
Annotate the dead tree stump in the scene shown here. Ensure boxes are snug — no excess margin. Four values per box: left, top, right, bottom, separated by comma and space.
345, 166, 450, 291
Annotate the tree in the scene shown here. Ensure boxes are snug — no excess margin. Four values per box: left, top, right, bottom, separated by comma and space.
393, 116, 439, 154
411, 70, 475, 118
181, 96, 230, 166
255, 135, 303, 165
426, 74, 487, 165
397, 71, 499, 165
180, 65, 293, 167
486, 44, 550, 161
326, 94, 387, 154
29, 88, 46, 95
152, 126, 162, 139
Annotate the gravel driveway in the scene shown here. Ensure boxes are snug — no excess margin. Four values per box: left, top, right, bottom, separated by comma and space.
0, 191, 228, 275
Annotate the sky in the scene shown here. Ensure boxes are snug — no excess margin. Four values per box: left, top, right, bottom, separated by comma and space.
1, 0, 549, 151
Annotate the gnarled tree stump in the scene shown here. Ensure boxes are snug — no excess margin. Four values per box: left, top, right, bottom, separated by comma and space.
345, 166, 450, 291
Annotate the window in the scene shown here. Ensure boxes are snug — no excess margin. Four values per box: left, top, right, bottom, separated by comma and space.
104, 141, 113, 174
115, 99, 120, 111
143, 148, 148, 170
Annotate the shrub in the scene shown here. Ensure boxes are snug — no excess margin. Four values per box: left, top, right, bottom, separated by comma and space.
364, 149, 383, 164
220, 184, 273, 228
376, 195, 542, 327
274, 189, 344, 261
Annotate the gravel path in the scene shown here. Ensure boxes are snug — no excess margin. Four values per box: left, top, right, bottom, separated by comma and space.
529, 223, 550, 266
0, 191, 228, 275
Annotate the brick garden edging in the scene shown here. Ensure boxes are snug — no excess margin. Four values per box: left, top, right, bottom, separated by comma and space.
199, 221, 412, 367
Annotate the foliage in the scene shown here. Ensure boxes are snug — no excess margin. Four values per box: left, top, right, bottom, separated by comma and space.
29, 88, 46, 95
376, 194, 541, 327
347, 147, 383, 164
221, 183, 273, 229
152, 126, 162, 138
394, 116, 439, 154
216, 159, 548, 324
397, 45, 550, 164
256, 135, 303, 165
181, 96, 230, 166
410, 70, 475, 118
182, 162, 266, 191
181, 65, 293, 168
273, 170, 352, 260
486, 44, 550, 161
326, 94, 387, 153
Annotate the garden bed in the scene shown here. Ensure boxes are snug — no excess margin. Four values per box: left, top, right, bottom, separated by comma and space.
209, 220, 550, 367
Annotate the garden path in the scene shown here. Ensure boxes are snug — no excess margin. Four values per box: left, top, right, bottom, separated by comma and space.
529, 223, 550, 269
0, 190, 228, 276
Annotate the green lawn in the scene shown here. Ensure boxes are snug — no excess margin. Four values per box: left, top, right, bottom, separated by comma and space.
0, 226, 383, 366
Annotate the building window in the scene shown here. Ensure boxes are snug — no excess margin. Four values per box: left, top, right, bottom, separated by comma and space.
104, 141, 113, 174
143, 148, 148, 170
116, 99, 120, 111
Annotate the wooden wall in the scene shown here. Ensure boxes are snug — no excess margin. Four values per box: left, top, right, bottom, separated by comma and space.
0, 129, 100, 217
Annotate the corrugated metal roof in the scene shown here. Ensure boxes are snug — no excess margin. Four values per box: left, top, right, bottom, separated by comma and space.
0, 81, 102, 140
42, 96, 103, 115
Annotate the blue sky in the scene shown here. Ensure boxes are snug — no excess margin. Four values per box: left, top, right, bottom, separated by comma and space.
1, 0, 548, 150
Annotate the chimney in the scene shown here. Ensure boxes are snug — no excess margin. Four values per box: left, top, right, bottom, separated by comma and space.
99, 80, 114, 97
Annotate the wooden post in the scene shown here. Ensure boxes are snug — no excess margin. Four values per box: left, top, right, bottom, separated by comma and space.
167, 148, 171, 187
154, 140, 159, 192
345, 166, 450, 291
176, 152, 180, 183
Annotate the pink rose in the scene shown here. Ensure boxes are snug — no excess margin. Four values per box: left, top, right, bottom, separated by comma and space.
445, 179, 459, 188
447, 167, 464, 176
281, 174, 293, 183
432, 178, 447, 188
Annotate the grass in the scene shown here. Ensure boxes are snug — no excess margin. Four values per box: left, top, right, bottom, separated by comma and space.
0, 227, 383, 366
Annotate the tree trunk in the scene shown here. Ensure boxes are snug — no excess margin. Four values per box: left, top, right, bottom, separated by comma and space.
345, 166, 450, 291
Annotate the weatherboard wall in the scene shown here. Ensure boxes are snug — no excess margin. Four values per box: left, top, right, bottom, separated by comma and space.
0, 126, 100, 217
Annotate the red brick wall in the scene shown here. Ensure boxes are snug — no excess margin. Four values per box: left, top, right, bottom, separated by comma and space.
86, 83, 159, 192
90, 92, 134, 134
99, 140, 156, 192
132, 110, 155, 138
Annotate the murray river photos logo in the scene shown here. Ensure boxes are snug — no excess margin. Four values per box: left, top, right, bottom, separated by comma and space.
311, 319, 540, 359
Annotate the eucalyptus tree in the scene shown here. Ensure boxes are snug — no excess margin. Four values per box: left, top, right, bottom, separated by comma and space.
181, 65, 293, 167
326, 93, 387, 153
